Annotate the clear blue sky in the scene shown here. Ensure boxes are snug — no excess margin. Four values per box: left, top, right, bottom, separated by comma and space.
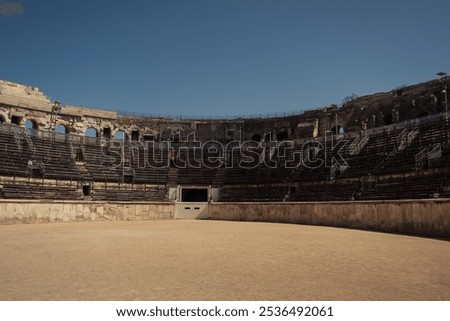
1, 0, 450, 117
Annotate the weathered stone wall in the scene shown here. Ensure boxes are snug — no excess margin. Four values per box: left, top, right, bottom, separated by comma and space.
209, 200, 450, 238
1, 77, 448, 142
0, 200, 174, 224
0, 78, 448, 142
0, 80, 52, 112
2, 199, 449, 238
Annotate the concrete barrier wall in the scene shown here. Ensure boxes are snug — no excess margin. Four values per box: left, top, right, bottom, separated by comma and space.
209, 200, 450, 238
0, 200, 174, 224
175, 203, 209, 219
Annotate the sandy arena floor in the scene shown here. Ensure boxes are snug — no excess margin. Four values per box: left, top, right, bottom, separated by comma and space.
0, 220, 449, 300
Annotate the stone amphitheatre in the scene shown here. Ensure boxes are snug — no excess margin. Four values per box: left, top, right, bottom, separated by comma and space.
0, 78, 449, 300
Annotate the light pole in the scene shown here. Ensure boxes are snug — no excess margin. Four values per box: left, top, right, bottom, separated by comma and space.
335, 109, 338, 135
437, 72, 448, 117
50, 100, 61, 131
437, 72, 449, 140
333, 104, 339, 135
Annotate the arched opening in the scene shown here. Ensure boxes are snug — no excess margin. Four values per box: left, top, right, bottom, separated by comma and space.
85, 127, 98, 138
103, 127, 111, 139
114, 130, 127, 140
276, 131, 289, 141
82, 183, 91, 197
251, 134, 262, 142
383, 113, 393, 125
331, 125, 342, 135
0, 115, 6, 124
436, 90, 446, 111
11, 115, 22, 125
131, 129, 139, 141
25, 119, 38, 130
56, 124, 68, 135
339, 127, 345, 134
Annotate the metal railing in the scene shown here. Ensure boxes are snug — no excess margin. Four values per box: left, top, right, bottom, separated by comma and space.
0, 110, 449, 148
428, 144, 442, 161
117, 107, 316, 121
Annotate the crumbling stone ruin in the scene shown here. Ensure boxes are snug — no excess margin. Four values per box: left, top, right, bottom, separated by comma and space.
1, 78, 446, 143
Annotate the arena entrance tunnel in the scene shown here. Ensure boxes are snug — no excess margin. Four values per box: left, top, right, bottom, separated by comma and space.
174, 186, 211, 219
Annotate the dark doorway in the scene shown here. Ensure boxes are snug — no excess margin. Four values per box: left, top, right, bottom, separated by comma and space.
103, 127, 111, 139
11, 115, 22, 125
131, 130, 139, 141
181, 188, 208, 202
82, 184, 91, 196
76, 148, 84, 161
383, 113, 393, 125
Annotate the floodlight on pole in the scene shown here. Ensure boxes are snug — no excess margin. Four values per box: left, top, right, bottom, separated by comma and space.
437, 71, 448, 116
437, 72, 449, 140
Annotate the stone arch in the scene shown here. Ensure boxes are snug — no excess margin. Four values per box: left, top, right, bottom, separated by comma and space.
331, 124, 343, 135
56, 124, 68, 135
130, 128, 140, 141
114, 130, 128, 140
85, 127, 98, 138
383, 113, 393, 125
25, 119, 39, 130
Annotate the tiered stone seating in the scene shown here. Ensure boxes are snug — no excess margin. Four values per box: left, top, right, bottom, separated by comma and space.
217, 116, 450, 202
289, 180, 360, 202
359, 173, 447, 200
83, 142, 123, 182
2, 183, 81, 200
91, 185, 167, 201
131, 144, 170, 185
29, 135, 81, 180
1, 109, 450, 203
219, 185, 288, 202
340, 128, 404, 179
0, 126, 31, 177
